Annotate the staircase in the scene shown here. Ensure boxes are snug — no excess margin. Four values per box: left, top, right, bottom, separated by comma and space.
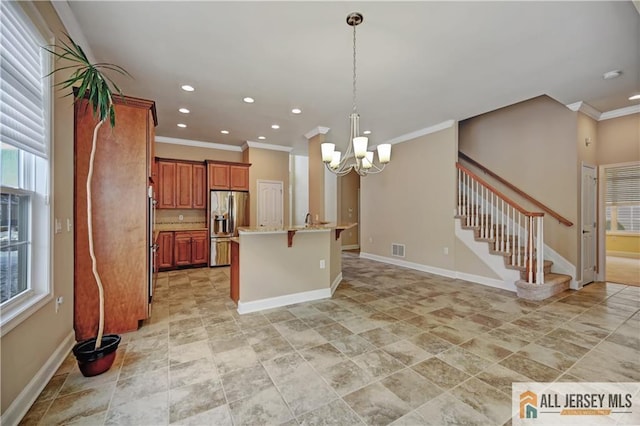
456, 162, 572, 300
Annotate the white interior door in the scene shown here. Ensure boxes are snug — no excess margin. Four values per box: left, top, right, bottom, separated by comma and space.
257, 180, 283, 227
581, 163, 597, 285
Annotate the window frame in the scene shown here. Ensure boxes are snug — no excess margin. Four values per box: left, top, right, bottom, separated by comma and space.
0, 2, 54, 336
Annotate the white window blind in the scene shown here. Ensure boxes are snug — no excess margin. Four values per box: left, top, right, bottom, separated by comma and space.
605, 164, 640, 204
0, 1, 48, 159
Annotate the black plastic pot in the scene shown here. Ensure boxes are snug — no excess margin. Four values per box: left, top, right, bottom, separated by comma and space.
72, 334, 121, 377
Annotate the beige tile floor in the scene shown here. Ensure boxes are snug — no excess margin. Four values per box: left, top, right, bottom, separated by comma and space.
20, 253, 640, 425
606, 256, 640, 287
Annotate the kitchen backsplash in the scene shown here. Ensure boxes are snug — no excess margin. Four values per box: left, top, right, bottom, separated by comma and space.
156, 209, 206, 227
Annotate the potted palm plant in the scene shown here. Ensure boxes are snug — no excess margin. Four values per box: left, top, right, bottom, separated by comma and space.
45, 34, 130, 376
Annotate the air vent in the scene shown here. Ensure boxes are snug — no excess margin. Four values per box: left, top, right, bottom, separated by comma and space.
391, 243, 405, 258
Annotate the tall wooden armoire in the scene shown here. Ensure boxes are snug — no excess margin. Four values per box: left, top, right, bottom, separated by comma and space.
74, 93, 157, 341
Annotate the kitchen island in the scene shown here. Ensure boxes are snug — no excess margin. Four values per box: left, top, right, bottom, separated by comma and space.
231, 223, 356, 314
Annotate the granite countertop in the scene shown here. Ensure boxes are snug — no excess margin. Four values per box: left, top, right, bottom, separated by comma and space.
238, 223, 357, 234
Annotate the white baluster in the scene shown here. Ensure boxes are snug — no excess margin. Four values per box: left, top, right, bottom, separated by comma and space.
536, 216, 544, 284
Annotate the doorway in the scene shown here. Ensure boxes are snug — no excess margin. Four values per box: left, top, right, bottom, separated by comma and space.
257, 180, 283, 228
581, 163, 597, 285
602, 162, 640, 286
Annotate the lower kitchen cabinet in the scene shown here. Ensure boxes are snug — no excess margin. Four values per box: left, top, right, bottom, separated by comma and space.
157, 232, 174, 269
175, 231, 209, 267
230, 240, 239, 303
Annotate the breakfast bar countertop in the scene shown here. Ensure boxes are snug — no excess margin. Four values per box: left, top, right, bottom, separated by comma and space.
238, 222, 357, 234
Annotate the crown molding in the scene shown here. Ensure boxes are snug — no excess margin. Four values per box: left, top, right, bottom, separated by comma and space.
599, 104, 640, 121
242, 141, 293, 152
566, 101, 602, 120
50, 2, 96, 63
304, 126, 330, 140
155, 136, 242, 152
381, 120, 456, 146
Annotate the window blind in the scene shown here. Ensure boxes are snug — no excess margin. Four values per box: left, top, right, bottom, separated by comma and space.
605, 164, 640, 204
0, 1, 48, 159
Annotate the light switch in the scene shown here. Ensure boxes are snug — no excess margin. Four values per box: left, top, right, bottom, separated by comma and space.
55, 218, 62, 234
67, 218, 72, 232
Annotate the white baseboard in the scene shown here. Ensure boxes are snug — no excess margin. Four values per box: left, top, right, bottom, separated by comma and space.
360, 252, 457, 279
331, 273, 343, 295
341, 245, 360, 251
359, 252, 517, 293
237, 288, 332, 315
2, 331, 75, 426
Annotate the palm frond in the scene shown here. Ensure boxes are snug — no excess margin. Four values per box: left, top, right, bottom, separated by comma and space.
45, 33, 131, 127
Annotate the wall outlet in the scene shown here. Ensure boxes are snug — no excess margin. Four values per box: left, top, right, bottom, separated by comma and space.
319, 259, 326, 269
368, 237, 373, 243
55, 218, 62, 234
443, 247, 449, 255
66, 218, 72, 232
178, 214, 184, 221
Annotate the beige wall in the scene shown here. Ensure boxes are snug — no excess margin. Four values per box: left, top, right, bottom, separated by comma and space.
361, 125, 458, 270
244, 147, 291, 227
1, 2, 75, 414
597, 113, 640, 165
238, 231, 330, 301
155, 142, 243, 163
458, 95, 579, 271
338, 171, 360, 247
454, 239, 501, 279
577, 112, 598, 166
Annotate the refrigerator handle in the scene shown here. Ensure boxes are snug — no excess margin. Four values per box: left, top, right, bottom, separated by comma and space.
229, 193, 235, 235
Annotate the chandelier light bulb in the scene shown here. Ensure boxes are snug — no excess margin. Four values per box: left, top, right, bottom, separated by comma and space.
330, 151, 342, 169
377, 144, 391, 164
362, 151, 374, 169
353, 137, 368, 159
321, 143, 336, 163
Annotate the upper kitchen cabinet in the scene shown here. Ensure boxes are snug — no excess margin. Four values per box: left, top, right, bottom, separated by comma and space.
230, 165, 249, 191
208, 162, 230, 189
74, 94, 157, 341
156, 159, 206, 209
207, 161, 251, 191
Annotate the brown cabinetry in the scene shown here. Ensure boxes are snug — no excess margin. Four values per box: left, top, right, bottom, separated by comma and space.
174, 231, 209, 267
208, 163, 230, 189
193, 164, 206, 209
157, 232, 174, 269
230, 240, 239, 303
207, 161, 250, 191
176, 162, 193, 208
157, 159, 206, 209
74, 94, 157, 340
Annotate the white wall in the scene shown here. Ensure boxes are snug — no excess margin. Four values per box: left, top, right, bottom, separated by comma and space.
292, 155, 309, 226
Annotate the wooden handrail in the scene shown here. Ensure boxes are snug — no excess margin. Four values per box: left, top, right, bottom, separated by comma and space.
458, 152, 573, 227
457, 163, 543, 217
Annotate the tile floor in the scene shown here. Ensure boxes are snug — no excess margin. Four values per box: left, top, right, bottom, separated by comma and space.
20, 253, 640, 425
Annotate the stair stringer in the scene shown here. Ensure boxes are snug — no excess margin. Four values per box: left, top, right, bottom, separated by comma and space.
543, 245, 578, 290
455, 220, 519, 292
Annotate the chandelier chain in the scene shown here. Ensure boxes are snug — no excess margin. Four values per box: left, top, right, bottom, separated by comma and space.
352, 22, 357, 114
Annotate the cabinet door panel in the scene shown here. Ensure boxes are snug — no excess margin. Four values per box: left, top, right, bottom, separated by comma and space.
229, 165, 249, 191
191, 232, 209, 264
176, 162, 193, 208
158, 161, 176, 209
157, 232, 174, 269
192, 164, 206, 209
174, 233, 192, 266
209, 164, 230, 189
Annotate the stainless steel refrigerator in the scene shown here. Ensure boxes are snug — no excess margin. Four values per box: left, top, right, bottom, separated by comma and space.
210, 190, 249, 266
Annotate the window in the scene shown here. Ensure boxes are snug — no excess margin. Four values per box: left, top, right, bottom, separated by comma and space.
0, 2, 52, 334
605, 164, 640, 235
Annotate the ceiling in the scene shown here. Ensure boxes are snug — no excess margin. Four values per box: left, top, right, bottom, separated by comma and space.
58, 1, 640, 155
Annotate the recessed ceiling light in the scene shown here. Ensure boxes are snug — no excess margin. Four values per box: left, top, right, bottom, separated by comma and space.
363, 130, 372, 135
178, 107, 190, 114
181, 85, 195, 92
602, 70, 622, 80
177, 123, 187, 128
220, 130, 230, 134
629, 94, 640, 101
258, 136, 266, 140
243, 97, 255, 103
291, 108, 302, 114
271, 124, 280, 129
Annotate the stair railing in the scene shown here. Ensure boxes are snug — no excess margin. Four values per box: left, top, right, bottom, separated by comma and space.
457, 163, 545, 284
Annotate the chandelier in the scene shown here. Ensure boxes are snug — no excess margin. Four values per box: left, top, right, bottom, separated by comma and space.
321, 12, 391, 176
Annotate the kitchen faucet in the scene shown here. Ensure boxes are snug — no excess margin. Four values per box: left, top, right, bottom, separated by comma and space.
305, 213, 312, 226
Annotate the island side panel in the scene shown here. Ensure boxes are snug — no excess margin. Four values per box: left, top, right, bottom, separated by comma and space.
238, 231, 331, 303
330, 231, 342, 292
